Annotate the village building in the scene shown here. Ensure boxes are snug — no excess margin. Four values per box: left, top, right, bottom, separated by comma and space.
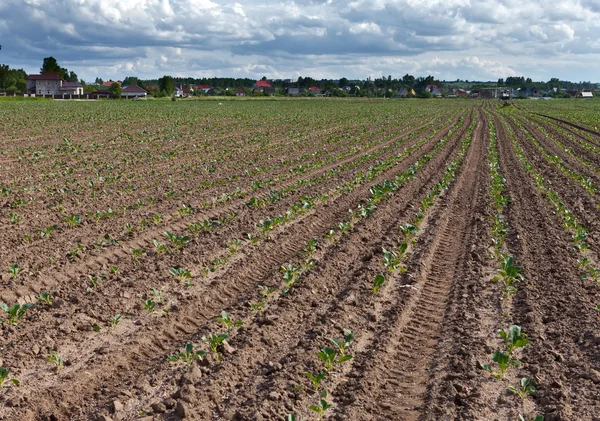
121, 85, 148, 98
26, 72, 84, 95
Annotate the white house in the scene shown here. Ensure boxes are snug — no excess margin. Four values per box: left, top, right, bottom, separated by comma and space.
26, 72, 83, 95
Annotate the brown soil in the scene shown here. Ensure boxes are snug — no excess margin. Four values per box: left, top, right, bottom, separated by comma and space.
1, 101, 598, 421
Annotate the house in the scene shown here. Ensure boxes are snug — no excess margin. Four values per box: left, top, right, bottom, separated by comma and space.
174, 86, 184, 97
102, 81, 122, 87
121, 85, 147, 98
194, 84, 212, 95
580, 91, 594, 98
308, 86, 321, 95
235, 87, 246, 96
251, 80, 275, 95
287, 87, 300, 96
26, 72, 83, 95
395, 88, 415, 98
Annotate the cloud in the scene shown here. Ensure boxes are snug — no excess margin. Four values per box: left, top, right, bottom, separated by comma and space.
0, 0, 599, 81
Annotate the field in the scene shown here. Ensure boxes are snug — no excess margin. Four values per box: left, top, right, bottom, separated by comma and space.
0, 98, 599, 421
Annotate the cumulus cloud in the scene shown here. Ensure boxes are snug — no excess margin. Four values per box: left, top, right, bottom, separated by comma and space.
0, 0, 599, 81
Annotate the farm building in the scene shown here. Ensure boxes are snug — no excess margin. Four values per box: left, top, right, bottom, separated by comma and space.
26, 72, 84, 95
235, 87, 246, 96
580, 91, 594, 98
121, 85, 147, 98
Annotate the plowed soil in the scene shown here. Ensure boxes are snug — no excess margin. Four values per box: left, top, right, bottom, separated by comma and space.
0, 99, 598, 421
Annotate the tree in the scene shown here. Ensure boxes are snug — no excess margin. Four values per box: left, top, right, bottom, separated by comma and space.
123, 76, 140, 87
402, 73, 415, 88
158, 75, 175, 95
110, 82, 121, 98
338, 77, 349, 88
497, 78, 504, 86
94, 77, 103, 85
41, 57, 60, 74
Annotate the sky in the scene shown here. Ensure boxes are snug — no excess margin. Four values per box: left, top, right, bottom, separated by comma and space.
0, 0, 599, 82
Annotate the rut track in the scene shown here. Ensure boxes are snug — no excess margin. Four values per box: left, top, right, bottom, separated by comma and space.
0, 109, 476, 420
333, 107, 487, 420
492, 111, 600, 420
533, 113, 600, 145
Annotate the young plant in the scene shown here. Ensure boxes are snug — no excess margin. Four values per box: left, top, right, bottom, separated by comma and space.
330, 329, 354, 356
153, 239, 168, 255
248, 300, 264, 314
130, 248, 146, 263
519, 414, 544, 421
372, 273, 385, 294
383, 250, 404, 272
498, 325, 530, 357
144, 299, 157, 314
317, 347, 337, 372
217, 311, 243, 331
164, 231, 190, 250
481, 350, 521, 379
202, 333, 229, 360
309, 389, 333, 420
36, 291, 53, 306
0, 366, 19, 387
257, 284, 276, 298
47, 351, 64, 371
168, 343, 206, 365
169, 267, 191, 284
508, 377, 536, 400
8, 263, 22, 280
305, 371, 326, 392
0, 302, 33, 326
109, 314, 121, 328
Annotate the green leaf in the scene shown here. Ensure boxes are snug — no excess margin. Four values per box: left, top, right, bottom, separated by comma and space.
337, 355, 353, 363
10, 378, 19, 386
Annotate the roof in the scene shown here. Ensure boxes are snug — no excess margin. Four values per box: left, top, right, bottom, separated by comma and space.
196, 84, 211, 89
102, 81, 122, 86
62, 82, 83, 88
27, 72, 60, 81
255, 80, 271, 87
122, 85, 147, 93
309, 86, 321, 91
581, 91, 593, 98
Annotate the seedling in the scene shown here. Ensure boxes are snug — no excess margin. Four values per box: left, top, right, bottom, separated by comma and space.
373, 273, 385, 294
498, 325, 530, 357
36, 291, 53, 305
228, 239, 243, 255
309, 389, 333, 420
164, 231, 190, 250
305, 371, 326, 392
217, 311, 243, 331
144, 299, 156, 314
383, 250, 404, 272
168, 343, 206, 365
109, 314, 121, 328
317, 347, 337, 372
130, 248, 146, 263
257, 284, 276, 297
64, 214, 80, 228
87, 274, 99, 291
0, 367, 19, 387
153, 239, 168, 255
330, 329, 354, 356
149, 288, 164, 304
8, 263, 22, 280
481, 350, 520, 379
248, 300, 264, 314
0, 302, 33, 326
109, 265, 120, 276
37, 224, 58, 238
508, 377, 536, 400
169, 267, 191, 284
47, 351, 63, 371
202, 333, 229, 360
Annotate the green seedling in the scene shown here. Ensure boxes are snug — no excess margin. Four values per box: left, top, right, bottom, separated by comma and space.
0, 302, 33, 326
372, 273, 385, 294
330, 329, 355, 356
202, 333, 229, 360
309, 389, 333, 420
0, 367, 19, 387
305, 371, 326, 392
37, 224, 58, 238
508, 377, 536, 400
47, 351, 63, 370
257, 284, 276, 297
149, 288, 164, 304
91, 324, 101, 332
64, 214, 80, 228
130, 248, 146, 263
87, 274, 99, 291
144, 299, 156, 314
153, 239, 168, 255
36, 291, 53, 305
8, 263, 22, 280
383, 250, 404, 272
481, 350, 520, 379
217, 311, 243, 331
228, 239, 242, 255
169, 267, 191, 284
109, 265, 119, 276
164, 231, 190, 249
317, 347, 337, 372
498, 325, 530, 357
110, 314, 121, 328
323, 229, 335, 239
168, 343, 206, 365
248, 300, 264, 314
9, 213, 22, 224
